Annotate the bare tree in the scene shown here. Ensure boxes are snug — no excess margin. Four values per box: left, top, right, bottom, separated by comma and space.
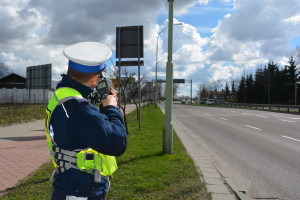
124, 71, 148, 120
173, 84, 179, 99
0, 62, 10, 77
197, 83, 209, 101
211, 79, 226, 92
109, 66, 131, 135
156, 82, 163, 100
295, 47, 300, 65
110, 65, 148, 128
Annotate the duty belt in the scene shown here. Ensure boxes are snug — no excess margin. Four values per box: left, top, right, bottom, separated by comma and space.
49, 145, 107, 183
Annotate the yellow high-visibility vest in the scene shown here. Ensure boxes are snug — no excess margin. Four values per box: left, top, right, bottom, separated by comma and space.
45, 87, 117, 178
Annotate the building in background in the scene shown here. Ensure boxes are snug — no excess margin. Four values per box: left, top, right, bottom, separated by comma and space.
0, 73, 26, 89
0, 73, 53, 104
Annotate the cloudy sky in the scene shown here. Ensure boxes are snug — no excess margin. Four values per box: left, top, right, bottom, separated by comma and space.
1, 0, 300, 96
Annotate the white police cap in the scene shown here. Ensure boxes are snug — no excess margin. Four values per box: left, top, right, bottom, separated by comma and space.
63, 42, 112, 73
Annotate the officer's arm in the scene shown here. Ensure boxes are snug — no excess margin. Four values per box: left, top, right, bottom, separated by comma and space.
69, 104, 127, 156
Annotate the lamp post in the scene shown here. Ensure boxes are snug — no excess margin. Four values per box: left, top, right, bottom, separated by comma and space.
163, 0, 175, 154
155, 23, 183, 107
231, 60, 246, 104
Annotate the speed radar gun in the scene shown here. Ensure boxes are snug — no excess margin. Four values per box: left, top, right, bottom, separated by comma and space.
96, 77, 113, 99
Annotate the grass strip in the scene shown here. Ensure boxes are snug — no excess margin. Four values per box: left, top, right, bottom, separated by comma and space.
0, 105, 45, 126
1, 104, 210, 200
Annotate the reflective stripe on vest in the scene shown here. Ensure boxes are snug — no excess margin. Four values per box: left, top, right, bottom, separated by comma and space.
45, 87, 117, 177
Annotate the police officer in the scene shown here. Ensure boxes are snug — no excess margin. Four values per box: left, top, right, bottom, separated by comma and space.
45, 42, 127, 200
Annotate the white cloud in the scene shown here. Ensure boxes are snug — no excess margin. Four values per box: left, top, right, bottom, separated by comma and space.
152, 18, 208, 81
283, 14, 300, 25
0, 0, 205, 80
208, 62, 240, 81
205, 0, 300, 72
1, 0, 300, 97
174, 0, 209, 15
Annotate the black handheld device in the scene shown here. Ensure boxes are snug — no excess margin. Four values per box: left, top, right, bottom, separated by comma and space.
96, 77, 113, 99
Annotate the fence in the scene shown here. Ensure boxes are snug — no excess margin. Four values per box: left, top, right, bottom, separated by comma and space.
215, 103, 300, 113
0, 88, 53, 104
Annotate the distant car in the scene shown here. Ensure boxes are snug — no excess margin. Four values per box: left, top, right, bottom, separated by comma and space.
200, 100, 206, 104
181, 100, 186, 104
206, 99, 215, 105
217, 100, 227, 104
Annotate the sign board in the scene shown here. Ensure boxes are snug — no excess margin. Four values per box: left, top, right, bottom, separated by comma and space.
26, 64, 52, 89
116, 26, 143, 58
156, 79, 185, 83
116, 60, 144, 66
173, 79, 185, 83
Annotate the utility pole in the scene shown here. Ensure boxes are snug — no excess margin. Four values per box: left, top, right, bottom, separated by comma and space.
163, 0, 174, 154
155, 23, 182, 107
295, 78, 299, 105
268, 70, 270, 105
190, 79, 192, 104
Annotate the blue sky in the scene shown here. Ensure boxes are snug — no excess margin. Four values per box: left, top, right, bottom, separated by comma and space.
0, 0, 300, 97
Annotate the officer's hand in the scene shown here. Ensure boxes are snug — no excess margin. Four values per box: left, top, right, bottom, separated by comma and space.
101, 93, 118, 107
109, 88, 118, 98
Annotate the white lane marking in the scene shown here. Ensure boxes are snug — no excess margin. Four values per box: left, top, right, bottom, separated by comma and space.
278, 119, 295, 123
230, 111, 236, 113
242, 113, 248, 115
222, 110, 226, 112
219, 117, 228, 121
282, 135, 300, 142
244, 125, 262, 130
204, 113, 210, 115
257, 115, 269, 118
290, 117, 300, 120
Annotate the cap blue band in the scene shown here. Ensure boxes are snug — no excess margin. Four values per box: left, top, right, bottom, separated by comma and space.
69, 60, 105, 73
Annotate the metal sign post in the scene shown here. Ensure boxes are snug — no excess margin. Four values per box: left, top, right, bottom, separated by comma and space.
137, 26, 141, 131
116, 25, 144, 130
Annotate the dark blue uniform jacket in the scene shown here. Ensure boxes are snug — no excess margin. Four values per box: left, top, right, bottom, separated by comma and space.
50, 74, 127, 197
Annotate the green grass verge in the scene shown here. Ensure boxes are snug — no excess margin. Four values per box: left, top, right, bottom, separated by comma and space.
0, 104, 210, 200
0, 105, 46, 126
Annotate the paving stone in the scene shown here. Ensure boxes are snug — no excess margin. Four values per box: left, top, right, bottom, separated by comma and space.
204, 177, 225, 185
202, 171, 222, 179
212, 193, 237, 200
207, 184, 230, 194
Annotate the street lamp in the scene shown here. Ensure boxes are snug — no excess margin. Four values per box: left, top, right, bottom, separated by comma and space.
231, 60, 246, 104
163, 0, 175, 154
155, 22, 183, 107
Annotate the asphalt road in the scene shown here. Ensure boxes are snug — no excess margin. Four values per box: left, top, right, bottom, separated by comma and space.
162, 103, 300, 200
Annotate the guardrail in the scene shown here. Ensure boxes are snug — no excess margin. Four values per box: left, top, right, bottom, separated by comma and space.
214, 103, 300, 113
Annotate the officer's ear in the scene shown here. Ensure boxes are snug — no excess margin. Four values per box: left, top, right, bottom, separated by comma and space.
89, 73, 100, 88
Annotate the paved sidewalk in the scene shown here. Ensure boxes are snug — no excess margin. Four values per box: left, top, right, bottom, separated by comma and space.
0, 120, 49, 195
0, 104, 137, 196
